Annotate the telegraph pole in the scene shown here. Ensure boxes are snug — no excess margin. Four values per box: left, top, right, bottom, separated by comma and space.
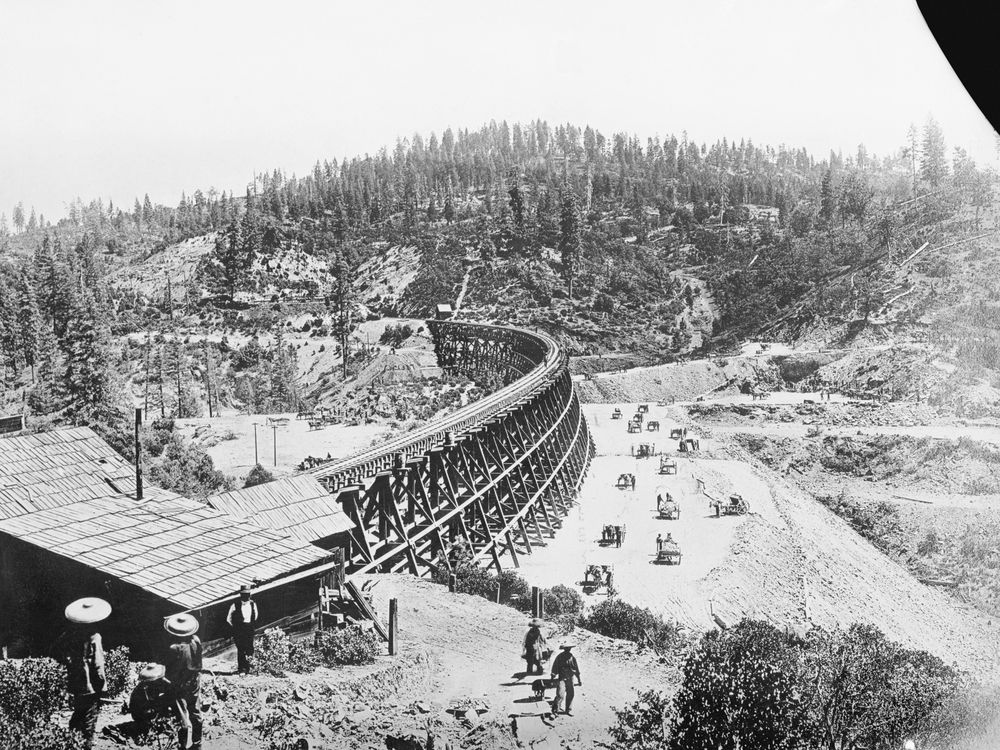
252, 423, 259, 466
272, 424, 278, 467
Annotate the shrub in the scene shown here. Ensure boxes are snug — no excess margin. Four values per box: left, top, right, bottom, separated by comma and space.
581, 599, 681, 652
0, 721, 86, 750
250, 628, 319, 677
613, 619, 992, 750
103, 646, 132, 697
244, 463, 275, 488
380, 323, 414, 347
316, 627, 381, 666
542, 585, 583, 618
496, 569, 532, 610
0, 658, 68, 725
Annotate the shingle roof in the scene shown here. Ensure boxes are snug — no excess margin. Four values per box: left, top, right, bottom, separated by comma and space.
208, 476, 354, 542
0, 428, 330, 609
0, 427, 134, 517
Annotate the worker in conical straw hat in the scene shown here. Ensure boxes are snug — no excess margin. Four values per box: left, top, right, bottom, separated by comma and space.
522, 617, 548, 675
550, 643, 582, 716
64, 597, 111, 749
128, 663, 172, 731
163, 614, 203, 750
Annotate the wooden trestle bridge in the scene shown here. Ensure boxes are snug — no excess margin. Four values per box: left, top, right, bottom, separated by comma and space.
309, 319, 595, 578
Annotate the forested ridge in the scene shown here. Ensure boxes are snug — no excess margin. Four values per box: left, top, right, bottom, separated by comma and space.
0, 117, 996, 433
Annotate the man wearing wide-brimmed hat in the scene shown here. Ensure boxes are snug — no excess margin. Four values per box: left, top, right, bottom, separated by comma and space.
164, 613, 203, 750
64, 597, 111, 749
522, 617, 549, 675
550, 643, 582, 716
226, 584, 259, 675
128, 663, 172, 732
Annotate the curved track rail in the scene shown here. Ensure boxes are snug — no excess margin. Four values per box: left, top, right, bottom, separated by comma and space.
309, 319, 595, 576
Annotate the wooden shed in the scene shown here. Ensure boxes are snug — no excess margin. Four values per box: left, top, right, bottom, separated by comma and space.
0, 428, 337, 658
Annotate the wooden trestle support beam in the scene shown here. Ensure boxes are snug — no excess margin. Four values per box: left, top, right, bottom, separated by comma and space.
310, 320, 596, 578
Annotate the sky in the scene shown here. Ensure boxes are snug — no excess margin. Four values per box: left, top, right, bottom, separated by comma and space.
1, 0, 996, 223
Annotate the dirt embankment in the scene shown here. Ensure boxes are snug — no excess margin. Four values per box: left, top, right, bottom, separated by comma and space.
576, 357, 772, 403
688, 401, 948, 429
733, 432, 1000, 496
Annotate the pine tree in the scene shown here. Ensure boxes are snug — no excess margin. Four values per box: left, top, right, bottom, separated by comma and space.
327, 247, 356, 380
28, 320, 63, 413
819, 169, 835, 225
270, 327, 299, 410
12, 202, 24, 233
443, 194, 456, 224
559, 190, 581, 300
920, 116, 947, 187
426, 194, 439, 222
62, 292, 115, 416
16, 271, 41, 382
142, 194, 155, 226
0, 274, 18, 375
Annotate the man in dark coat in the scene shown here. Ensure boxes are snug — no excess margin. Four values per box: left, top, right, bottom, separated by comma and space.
550, 643, 582, 715
226, 584, 259, 674
522, 618, 548, 675
164, 613, 203, 750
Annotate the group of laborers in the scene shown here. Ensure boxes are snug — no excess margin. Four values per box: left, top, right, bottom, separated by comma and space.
521, 619, 583, 716
61, 584, 260, 749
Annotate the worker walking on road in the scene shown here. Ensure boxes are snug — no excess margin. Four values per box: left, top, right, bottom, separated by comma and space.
522, 618, 548, 675
614, 526, 622, 548
164, 613, 203, 750
550, 644, 582, 716
226, 584, 259, 674
63, 597, 111, 749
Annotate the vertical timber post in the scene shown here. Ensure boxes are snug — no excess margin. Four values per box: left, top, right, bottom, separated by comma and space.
134, 407, 143, 501
449, 573, 457, 593
388, 598, 398, 656
532, 586, 540, 618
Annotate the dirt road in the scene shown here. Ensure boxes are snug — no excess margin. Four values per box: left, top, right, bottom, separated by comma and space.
515, 402, 1000, 681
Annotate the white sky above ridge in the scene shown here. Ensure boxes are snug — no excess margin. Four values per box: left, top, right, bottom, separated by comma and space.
1, 0, 995, 222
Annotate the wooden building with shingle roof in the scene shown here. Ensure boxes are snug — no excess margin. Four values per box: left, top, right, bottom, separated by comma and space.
207, 475, 354, 549
0, 427, 338, 657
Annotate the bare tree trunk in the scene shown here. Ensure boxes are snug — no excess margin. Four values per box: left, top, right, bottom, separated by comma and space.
158, 345, 165, 418
143, 335, 150, 419
175, 340, 183, 418
341, 310, 349, 380
204, 340, 214, 418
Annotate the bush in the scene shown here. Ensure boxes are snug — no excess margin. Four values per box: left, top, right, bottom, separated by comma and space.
0, 658, 68, 725
542, 585, 583, 618
496, 569, 532, 610
380, 323, 414, 347
0, 720, 86, 750
612, 619, 993, 750
103, 646, 132, 697
581, 599, 681, 652
250, 628, 319, 677
244, 463, 275, 488
316, 628, 381, 666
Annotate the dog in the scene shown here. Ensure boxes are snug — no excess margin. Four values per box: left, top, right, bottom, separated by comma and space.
531, 677, 558, 701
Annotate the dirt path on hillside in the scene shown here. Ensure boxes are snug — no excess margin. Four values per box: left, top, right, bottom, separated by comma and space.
359, 574, 678, 749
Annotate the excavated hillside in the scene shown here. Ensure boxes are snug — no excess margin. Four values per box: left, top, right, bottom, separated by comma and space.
515, 401, 1000, 685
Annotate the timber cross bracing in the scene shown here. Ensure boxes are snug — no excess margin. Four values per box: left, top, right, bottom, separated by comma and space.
308, 320, 596, 577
